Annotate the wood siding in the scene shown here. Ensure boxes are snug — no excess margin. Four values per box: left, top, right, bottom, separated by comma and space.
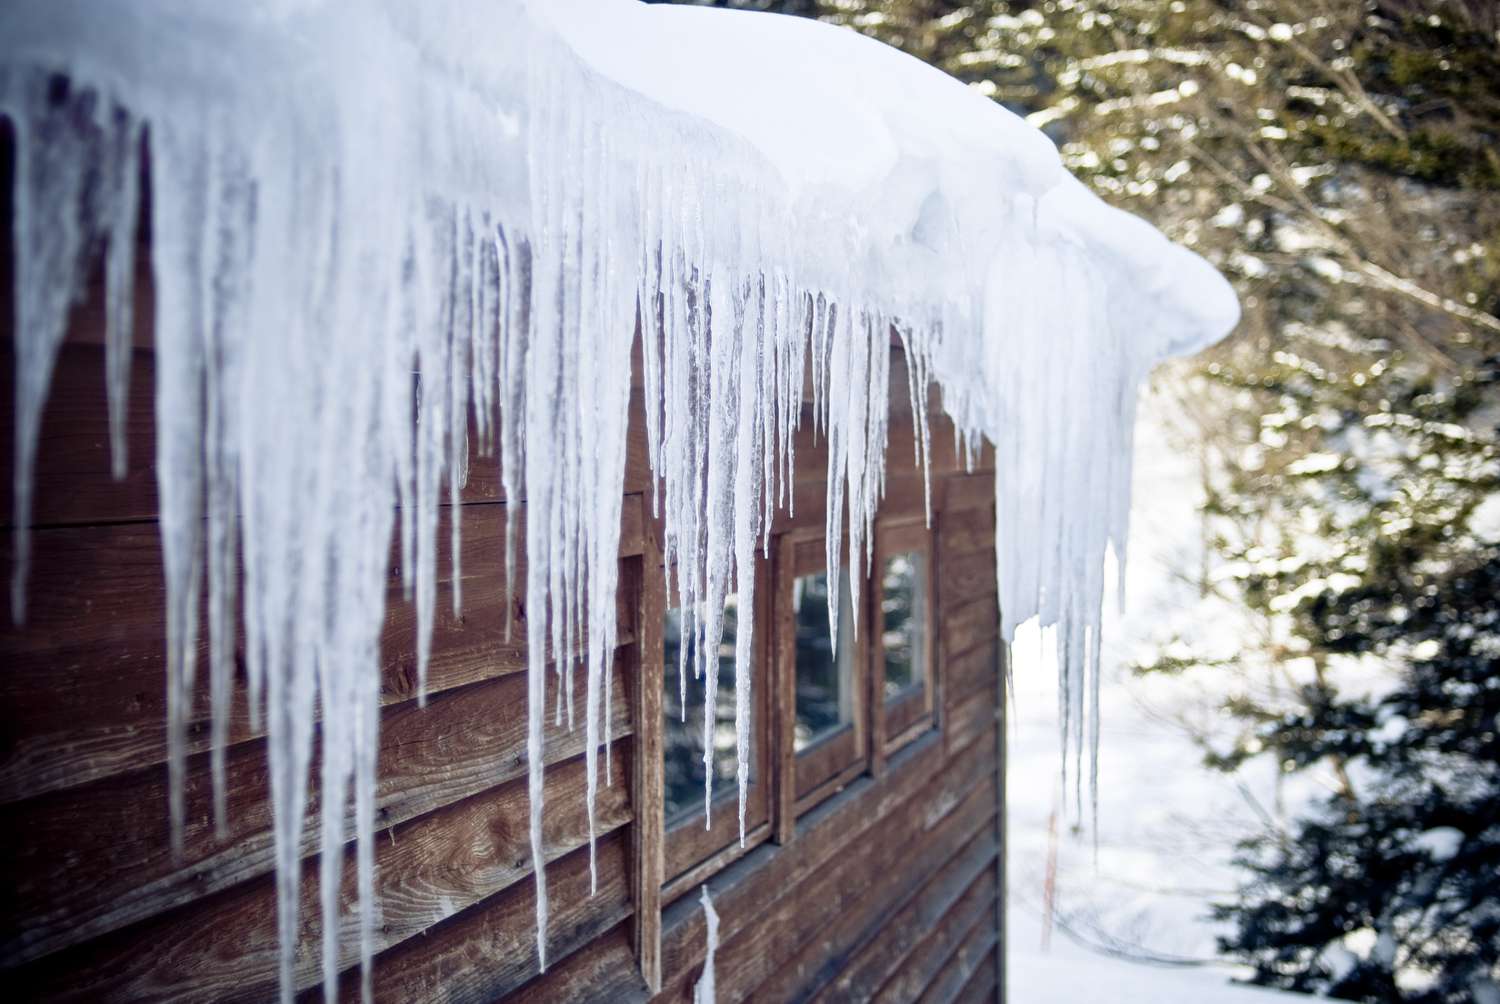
1, 149, 1003, 1001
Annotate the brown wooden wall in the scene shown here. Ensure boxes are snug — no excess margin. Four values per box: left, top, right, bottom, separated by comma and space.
0, 143, 1004, 1002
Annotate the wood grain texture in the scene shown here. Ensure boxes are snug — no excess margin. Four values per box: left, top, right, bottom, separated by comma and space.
633, 494, 665, 993
911, 900, 999, 1004
743, 792, 988, 1003
941, 472, 996, 513
0, 504, 643, 806
746, 784, 996, 1003
936, 504, 996, 559
939, 549, 999, 615
16, 743, 632, 1002
873, 866, 999, 1004
942, 592, 1002, 654
509, 924, 650, 1004
353, 831, 632, 1004
956, 951, 1001, 1004
1, 655, 634, 966
808, 828, 999, 1003
947, 641, 1003, 712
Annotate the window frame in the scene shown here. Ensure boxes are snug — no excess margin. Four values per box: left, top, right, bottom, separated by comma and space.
642, 508, 941, 904
872, 518, 938, 763
775, 529, 869, 827
656, 557, 774, 905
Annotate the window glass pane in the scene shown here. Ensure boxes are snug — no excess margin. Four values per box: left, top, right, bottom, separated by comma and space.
793, 571, 854, 751
882, 551, 927, 701
663, 596, 742, 826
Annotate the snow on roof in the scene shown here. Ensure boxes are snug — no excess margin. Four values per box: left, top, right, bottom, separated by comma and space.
0, 0, 1237, 998
541, 0, 1236, 356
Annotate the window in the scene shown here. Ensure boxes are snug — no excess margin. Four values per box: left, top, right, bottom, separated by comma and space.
648, 518, 936, 891
662, 599, 740, 824
881, 552, 925, 700
659, 591, 770, 899
874, 522, 936, 751
776, 533, 867, 818
792, 571, 855, 751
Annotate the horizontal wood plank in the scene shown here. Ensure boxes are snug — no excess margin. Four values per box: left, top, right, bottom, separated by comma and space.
352, 831, 632, 1004
945, 694, 999, 760
936, 504, 996, 559
1, 655, 633, 966
0, 341, 656, 527
941, 592, 1001, 653
938, 549, 998, 612
941, 472, 995, 513
874, 866, 999, 1004
809, 827, 998, 1003
911, 897, 999, 1004
725, 773, 997, 1002
945, 641, 1002, 712
0, 504, 643, 804
16, 742, 633, 1002
954, 950, 1000, 1004
509, 923, 650, 1004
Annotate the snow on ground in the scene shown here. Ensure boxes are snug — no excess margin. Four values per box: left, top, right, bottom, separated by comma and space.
1008, 908, 1299, 1003
1005, 377, 1303, 999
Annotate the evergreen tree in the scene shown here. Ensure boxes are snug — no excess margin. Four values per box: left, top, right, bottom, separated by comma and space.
960, 2, 1500, 997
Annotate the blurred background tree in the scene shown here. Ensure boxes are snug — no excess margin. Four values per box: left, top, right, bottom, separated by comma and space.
666, 1, 1500, 998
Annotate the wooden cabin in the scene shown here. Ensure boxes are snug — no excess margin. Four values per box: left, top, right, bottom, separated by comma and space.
0, 131, 1007, 1002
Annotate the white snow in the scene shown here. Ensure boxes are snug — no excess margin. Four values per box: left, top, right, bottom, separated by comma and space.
1009, 909, 1302, 1003
1003, 393, 1311, 993
0, 0, 1237, 999
1412, 826, 1463, 862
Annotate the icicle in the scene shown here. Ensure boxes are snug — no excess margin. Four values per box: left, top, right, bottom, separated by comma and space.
0, 3, 1239, 998
497, 231, 525, 645
823, 300, 847, 656
7, 72, 92, 626
103, 111, 142, 481
732, 271, 763, 843
202, 136, 252, 838
526, 630, 549, 972
448, 212, 472, 620
151, 112, 210, 861
694, 885, 720, 1004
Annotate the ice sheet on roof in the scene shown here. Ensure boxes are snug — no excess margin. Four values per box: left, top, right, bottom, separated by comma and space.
0, 0, 1237, 999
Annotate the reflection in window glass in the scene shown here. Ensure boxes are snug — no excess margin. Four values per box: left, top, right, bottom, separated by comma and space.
882, 552, 927, 701
793, 571, 854, 751
663, 597, 742, 826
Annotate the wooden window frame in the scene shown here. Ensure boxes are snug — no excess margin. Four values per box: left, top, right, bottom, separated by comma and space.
871, 517, 938, 774
774, 528, 869, 831
657, 552, 774, 905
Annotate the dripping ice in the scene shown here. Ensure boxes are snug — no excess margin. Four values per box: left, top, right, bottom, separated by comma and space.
0, 0, 1238, 1000
696, 884, 720, 1004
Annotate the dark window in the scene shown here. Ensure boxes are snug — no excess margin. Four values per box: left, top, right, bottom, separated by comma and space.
658, 586, 770, 899
881, 551, 927, 702
792, 570, 855, 751
875, 522, 936, 750
662, 596, 742, 826
778, 531, 867, 815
